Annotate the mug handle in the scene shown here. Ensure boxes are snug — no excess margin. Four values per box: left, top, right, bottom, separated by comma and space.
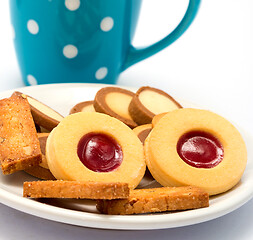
122, 0, 201, 71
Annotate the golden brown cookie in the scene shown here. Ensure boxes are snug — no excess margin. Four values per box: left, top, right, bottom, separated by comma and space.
152, 112, 168, 127
24, 133, 55, 180
0, 94, 42, 174
69, 101, 95, 114
129, 86, 182, 125
94, 87, 138, 128
23, 181, 129, 199
145, 108, 247, 195
35, 123, 42, 133
132, 124, 152, 144
24, 166, 56, 180
46, 112, 146, 189
13, 92, 64, 131
96, 186, 209, 215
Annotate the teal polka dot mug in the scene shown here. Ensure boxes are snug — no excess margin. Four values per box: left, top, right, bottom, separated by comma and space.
10, 0, 201, 86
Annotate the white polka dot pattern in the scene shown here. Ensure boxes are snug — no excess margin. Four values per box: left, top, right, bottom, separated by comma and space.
65, 0, 81, 11
27, 74, 38, 85
23, 2, 115, 84
63, 44, 78, 59
27, 20, 39, 35
95, 67, 108, 80
100, 17, 114, 32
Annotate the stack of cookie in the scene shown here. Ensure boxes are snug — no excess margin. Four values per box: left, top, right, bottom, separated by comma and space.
0, 85, 247, 215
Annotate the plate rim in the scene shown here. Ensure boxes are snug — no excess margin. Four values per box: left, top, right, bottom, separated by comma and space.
0, 83, 252, 230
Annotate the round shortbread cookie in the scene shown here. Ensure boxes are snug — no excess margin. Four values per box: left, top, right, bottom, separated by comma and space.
94, 87, 138, 128
145, 108, 247, 195
46, 112, 146, 189
129, 86, 182, 125
13, 91, 64, 131
151, 112, 168, 127
24, 133, 55, 180
69, 101, 95, 114
132, 124, 152, 144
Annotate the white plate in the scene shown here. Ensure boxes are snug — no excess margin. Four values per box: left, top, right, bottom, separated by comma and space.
0, 83, 252, 230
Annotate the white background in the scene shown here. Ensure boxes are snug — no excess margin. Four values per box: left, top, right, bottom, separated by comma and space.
0, 0, 253, 239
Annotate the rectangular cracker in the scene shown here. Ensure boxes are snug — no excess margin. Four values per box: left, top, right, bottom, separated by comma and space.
23, 181, 130, 199
0, 94, 42, 174
96, 186, 209, 215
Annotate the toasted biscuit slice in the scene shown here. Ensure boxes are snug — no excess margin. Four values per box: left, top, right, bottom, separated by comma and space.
0, 94, 42, 174
23, 181, 129, 199
129, 86, 182, 125
96, 186, 209, 215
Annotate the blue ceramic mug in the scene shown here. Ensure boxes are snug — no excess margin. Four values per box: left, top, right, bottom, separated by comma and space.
10, 0, 201, 86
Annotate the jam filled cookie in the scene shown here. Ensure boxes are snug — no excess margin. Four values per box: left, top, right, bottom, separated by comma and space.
24, 133, 55, 180
69, 101, 95, 114
129, 86, 182, 125
46, 112, 146, 189
145, 108, 247, 195
0, 94, 42, 174
132, 124, 152, 144
13, 92, 64, 131
94, 87, 138, 128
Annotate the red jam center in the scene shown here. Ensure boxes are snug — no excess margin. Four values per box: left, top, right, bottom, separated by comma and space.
177, 131, 224, 168
77, 133, 123, 172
